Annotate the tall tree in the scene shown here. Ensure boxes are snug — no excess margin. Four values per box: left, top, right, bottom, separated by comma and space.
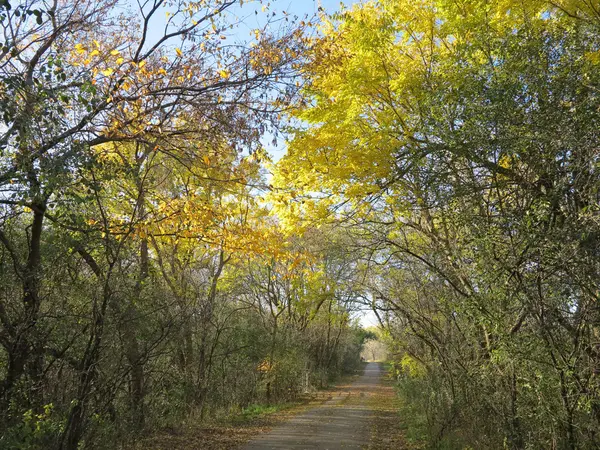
0, 0, 306, 447
273, 1, 600, 447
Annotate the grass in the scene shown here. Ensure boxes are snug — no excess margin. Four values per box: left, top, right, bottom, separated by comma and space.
232, 402, 298, 423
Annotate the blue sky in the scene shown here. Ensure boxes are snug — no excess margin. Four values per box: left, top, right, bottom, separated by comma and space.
274, 0, 347, 16
253, 1, 350, 162
138, 0, 353, 161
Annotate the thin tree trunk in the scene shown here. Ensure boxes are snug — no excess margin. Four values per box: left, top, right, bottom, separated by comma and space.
1, 199, 46, 417
61, 259, 111, 450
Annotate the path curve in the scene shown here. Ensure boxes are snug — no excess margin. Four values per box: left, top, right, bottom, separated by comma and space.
242, 362, 384, 449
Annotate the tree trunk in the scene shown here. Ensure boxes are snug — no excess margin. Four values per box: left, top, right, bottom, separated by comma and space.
61, 273, 111, 450
1, 199, 46, 418
125, 144, 150, 430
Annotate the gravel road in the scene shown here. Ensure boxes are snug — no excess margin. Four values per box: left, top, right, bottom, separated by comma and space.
242, 362, 384, 449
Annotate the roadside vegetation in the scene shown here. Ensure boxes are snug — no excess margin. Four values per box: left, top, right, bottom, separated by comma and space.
274, 0, 600, 448
2, 0, 600, 449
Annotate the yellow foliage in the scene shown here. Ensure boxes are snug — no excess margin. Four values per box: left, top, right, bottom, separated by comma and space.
270, 0, 586, 231
401, 354, 426, 378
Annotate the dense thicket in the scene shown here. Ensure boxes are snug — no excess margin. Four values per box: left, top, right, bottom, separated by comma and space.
274, 1, 600, 448
0, 1, 365, 449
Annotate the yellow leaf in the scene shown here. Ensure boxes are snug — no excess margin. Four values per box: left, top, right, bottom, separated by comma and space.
176, 48, 183, 57
102, 68, 114, 76
116, 57, 124, 64
110, 49, 120, 56
89, 49, 100, 57
218, 69, 230, 79
138, 60, 147, 69
74, 43, 86, 54
203, 155, 211, 165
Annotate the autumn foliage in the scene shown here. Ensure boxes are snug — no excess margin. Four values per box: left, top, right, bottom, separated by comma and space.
3, 0, 600, 448
274, 0, 600, 448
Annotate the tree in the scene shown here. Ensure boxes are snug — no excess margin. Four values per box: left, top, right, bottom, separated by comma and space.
0, 0, 307, 447
273, 1, 600, 447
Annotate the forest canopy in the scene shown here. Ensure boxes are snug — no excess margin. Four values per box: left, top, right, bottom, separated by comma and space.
1, 0, 600, 449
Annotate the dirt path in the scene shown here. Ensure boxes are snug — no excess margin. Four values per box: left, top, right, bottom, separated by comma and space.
242, 362, 387, 449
